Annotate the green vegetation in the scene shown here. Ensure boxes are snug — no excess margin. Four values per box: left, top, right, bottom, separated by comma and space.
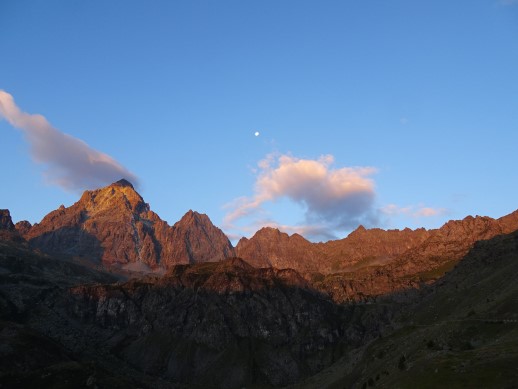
414, 259, 459, 281
294, 232, 518, 389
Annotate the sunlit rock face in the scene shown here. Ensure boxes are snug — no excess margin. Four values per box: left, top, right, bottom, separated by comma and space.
24, 180, 235, 269
236, 227, 326, 272
238, 211, 518, 302
14, 220, 32, 236
236, 225, 432, 274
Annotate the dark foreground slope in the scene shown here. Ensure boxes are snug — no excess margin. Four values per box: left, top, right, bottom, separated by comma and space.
66, 259, 350, 388
0, 238, 392, 388
0, 239, 142, 388
294, 230, 518, 388
2, 209, 518, 388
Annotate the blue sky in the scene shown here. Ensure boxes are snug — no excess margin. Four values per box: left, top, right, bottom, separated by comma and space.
1, 1, 517, 242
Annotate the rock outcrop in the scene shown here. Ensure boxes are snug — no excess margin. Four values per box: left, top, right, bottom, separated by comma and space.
23, 180, 234, 269
0, 209, 15, 231
388, 211, 518, 277
236, 227, 325, 272
0, 209, 23, 242
165, 210, 236, 266
313, 210, 518, 302
66, 258, 349, 388
237, 211, 518, 276
14, 220, 32, 236
236, 225, 432, 275
319, 226, 431, 272
2, 234, 395, 389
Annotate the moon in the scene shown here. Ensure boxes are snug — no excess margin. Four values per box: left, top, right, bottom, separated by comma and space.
254, 131, 260, 137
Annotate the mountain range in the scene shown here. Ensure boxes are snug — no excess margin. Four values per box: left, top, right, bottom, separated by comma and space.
1, 180, 517, 388
11, 179, 518, 299
19, 179, 234, 271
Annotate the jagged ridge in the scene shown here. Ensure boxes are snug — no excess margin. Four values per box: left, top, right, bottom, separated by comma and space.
19, 180, 235, 270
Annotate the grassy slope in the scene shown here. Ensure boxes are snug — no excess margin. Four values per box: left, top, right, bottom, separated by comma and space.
293, 231, 518, 389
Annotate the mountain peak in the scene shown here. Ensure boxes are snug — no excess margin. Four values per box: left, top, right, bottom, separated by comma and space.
255, 226, 283, 237
25, 195, 234, 269
177, 210, 210, 226
170, 210, 235, 264
111, 178, 135, 189
0, 209, 24, 242
75, 178, 146, 215
348, 225, 367, 237
0, 209, 15, 231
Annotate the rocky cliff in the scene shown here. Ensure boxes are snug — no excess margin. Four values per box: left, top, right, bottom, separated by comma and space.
65, 258, 351, 387
237, 211, 518, 277
301, 229, 518, 389
0, 243, 370, 388
0, 209, 23, 242
0, 209, 15, 231
314, 210, 518, 302
236, 225, 433, 274
236, 227, 325, 272
14, 220, 32, 236
388, 211, 518, 277
320, 225, 432, 272
22, 179, 234, 270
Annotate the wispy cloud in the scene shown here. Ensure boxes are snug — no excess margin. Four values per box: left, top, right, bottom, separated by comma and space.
0, 90, 138, 191
382, 204, 448, 218
224, 153, 378, 240
500, 0, 518, 5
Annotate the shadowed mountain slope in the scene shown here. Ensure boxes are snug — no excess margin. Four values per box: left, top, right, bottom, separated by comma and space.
294, 230, 518, 389
1, 200, 518, 388
0, 240, 389, 388
0, 209, 23, 242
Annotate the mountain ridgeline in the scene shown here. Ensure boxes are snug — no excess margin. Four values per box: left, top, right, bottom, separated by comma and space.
19, 179, 235, 271
10, 179, 518, 283
1, 180, 518, 388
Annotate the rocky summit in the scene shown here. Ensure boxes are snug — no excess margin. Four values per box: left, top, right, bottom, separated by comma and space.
236, 227, 324, 272
20, 180, 234, 270
0, 209, 23, 242
0, 209, 15, 231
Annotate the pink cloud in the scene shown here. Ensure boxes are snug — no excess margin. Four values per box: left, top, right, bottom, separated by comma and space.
382, 204, 448, 218
224, 153, 378, 240
0, 90, 138, 191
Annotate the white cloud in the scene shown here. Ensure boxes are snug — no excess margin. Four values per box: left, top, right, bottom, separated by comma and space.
0, 90, 138, 191
224, 153, 378, 240
382, 204, 448, 218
